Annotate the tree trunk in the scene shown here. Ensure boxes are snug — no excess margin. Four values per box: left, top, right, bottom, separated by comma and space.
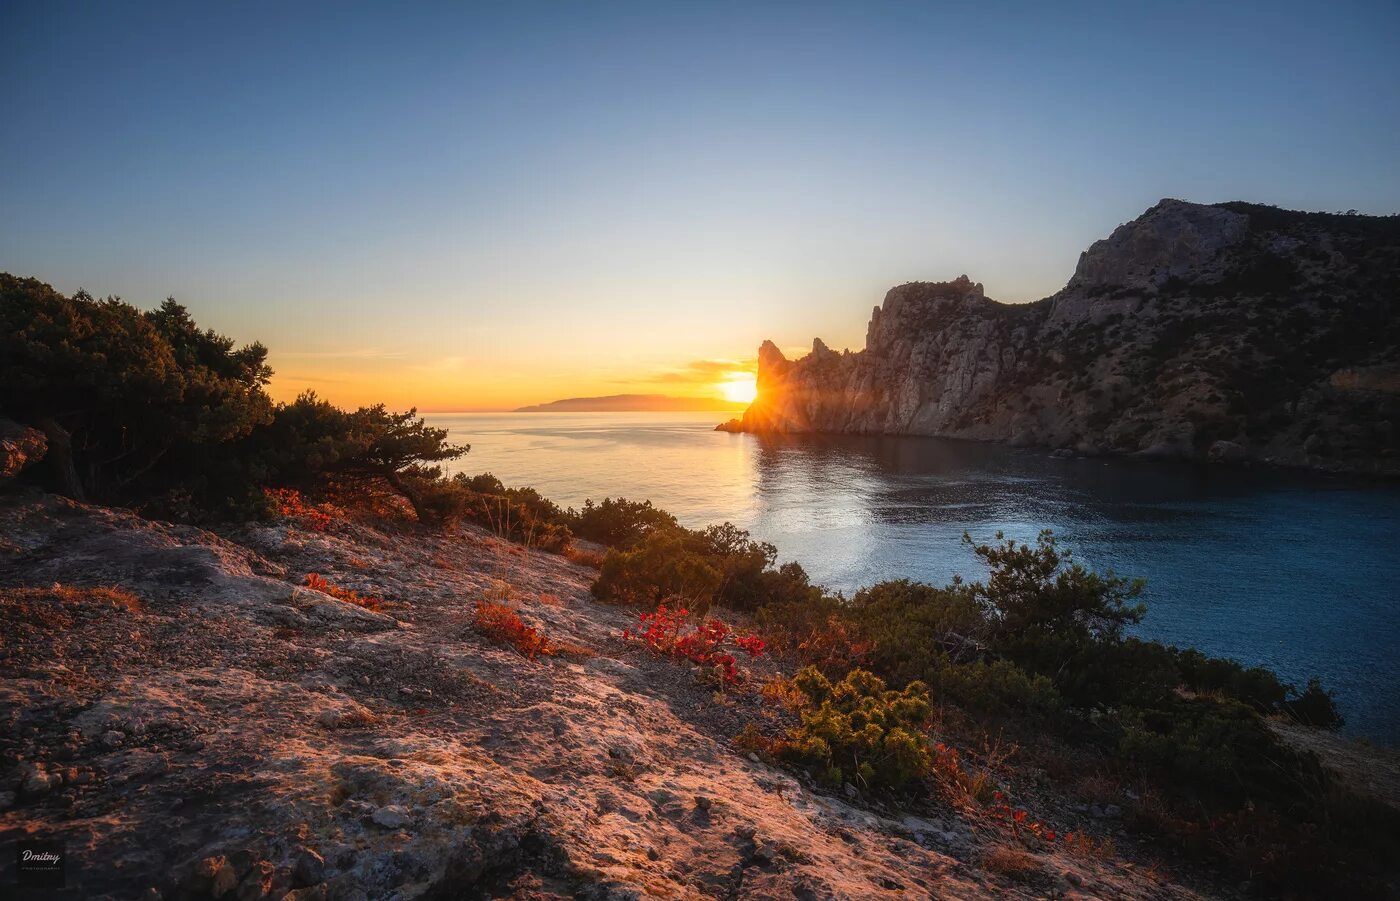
35, 416, 86, 502
384, 470, 429, 522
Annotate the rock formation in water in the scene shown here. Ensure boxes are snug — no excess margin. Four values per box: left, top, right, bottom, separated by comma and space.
730, 200, 1400, 473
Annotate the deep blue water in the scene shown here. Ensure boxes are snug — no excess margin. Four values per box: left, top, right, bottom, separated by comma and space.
431, 413, 1400, 743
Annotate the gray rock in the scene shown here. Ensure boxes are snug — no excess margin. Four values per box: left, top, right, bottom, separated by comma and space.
292, 847, 325, 887
20, 762, 60, 796
370, 805, 411, 829
1208, 439, 1247, 462
0, 418, 46, 482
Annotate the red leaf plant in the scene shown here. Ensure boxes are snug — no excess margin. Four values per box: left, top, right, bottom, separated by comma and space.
622, 605, 765, 688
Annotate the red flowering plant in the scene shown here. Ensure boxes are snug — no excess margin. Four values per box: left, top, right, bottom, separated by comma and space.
473, 601, 555, 660
623, 604, 765, 689
985, 789, 1078, 847
303, 573, 386, 611
266, 488, 336, 531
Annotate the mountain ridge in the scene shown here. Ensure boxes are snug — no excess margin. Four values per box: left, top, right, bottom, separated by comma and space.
729, 200, 1400, 474
517, 394, 746, 413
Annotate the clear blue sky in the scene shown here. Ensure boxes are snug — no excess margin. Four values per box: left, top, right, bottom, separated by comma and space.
3, 0, 1398, 409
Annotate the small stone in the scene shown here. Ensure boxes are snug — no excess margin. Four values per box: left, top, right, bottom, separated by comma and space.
371, 805, 411, 829
188, 855, 239, 898
693, 795, 712, 811
1062, 870, 1084, 887
843, 783, 858, 799
747, 753, 760, 763
283, 887, 329, 901
292, 847, 325, 887
101, 730, 126, 749
20, 762, 60, 796
235, 860, 274, 901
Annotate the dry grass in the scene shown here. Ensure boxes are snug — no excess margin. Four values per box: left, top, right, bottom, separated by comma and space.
982, 846, 1041, 882
0, 584, 143, 627
1064, 831, 1116, 860
473, 601, 556, 660
564, 545, 606, 569
552, 639, 594, 659
303, 573, 387, 612
1073, 772, 1121, 804
536, 592, 565, 607
758, 675, 808, 711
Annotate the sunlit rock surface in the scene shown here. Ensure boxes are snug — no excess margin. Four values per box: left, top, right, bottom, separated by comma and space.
738, 200, 1400, 474
0, 491, 1223, 899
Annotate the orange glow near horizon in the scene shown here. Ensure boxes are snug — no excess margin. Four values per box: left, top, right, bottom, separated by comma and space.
264, 355, 761, 413
718, 373, 758, 404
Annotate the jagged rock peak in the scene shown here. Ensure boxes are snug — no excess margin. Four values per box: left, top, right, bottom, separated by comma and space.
1067, 199, 1249, 292
731, 198, 1400, 475
868, 275, 992, 352
758, 339, 788, 366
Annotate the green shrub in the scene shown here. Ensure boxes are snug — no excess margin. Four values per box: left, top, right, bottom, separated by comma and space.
773, 667, 934, 791
0, 274, 472, 521
1115, 696, 1326, 805
566, 497, 677, 546
845, 579, 984, 686
691, 522, 779, 610
1, 275, 273, 504
437, 472, 572, 550
934, 659, 1062, 717
591, 529, 723, 614
1282, 678, 1344, 730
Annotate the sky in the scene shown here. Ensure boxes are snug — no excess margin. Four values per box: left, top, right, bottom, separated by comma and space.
3, 1, 1399, 411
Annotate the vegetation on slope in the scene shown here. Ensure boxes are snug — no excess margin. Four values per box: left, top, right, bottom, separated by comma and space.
3, 273, 1394, 897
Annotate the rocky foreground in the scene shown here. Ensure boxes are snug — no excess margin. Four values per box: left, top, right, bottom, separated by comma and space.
0, 491, 1225, 900
731, 201, 1400, 474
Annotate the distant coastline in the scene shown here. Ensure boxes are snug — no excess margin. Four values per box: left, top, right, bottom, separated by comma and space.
514, 393, 746, 413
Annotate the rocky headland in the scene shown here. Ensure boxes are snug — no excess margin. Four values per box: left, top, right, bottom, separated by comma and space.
727, 201, 1400, 474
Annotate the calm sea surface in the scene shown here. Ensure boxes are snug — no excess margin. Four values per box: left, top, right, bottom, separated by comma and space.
430, 412, 1400, 743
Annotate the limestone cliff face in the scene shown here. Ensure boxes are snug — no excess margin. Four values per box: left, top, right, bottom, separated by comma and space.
738, 200, 1400, 474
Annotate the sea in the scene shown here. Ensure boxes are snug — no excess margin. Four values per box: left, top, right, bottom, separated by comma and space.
429, 412, 1400, 744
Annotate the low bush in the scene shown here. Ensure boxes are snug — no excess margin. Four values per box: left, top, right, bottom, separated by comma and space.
593, 520, 827, 619
265, 487, 336, 531
772, 667, 934, 791
563, 544, 607, 568
593, 530, 723, 614
472, 601, 556, 659
565, 497, 677, 546
622, 605, 765, 688
303, 573, 385, 612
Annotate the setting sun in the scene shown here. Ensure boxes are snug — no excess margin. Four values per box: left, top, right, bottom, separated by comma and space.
719, 373, 758, 404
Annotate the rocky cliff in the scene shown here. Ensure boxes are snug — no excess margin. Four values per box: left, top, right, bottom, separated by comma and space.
734, 201, 1400, 473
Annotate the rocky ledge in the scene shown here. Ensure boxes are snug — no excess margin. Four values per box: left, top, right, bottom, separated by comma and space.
0, 491, 1226, 900
736, 201, 1400, 474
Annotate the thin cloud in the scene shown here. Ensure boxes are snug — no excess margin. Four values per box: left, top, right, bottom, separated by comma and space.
277, 372, 349, 383
277, 348, 409, 360
619, 358, 757, 386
